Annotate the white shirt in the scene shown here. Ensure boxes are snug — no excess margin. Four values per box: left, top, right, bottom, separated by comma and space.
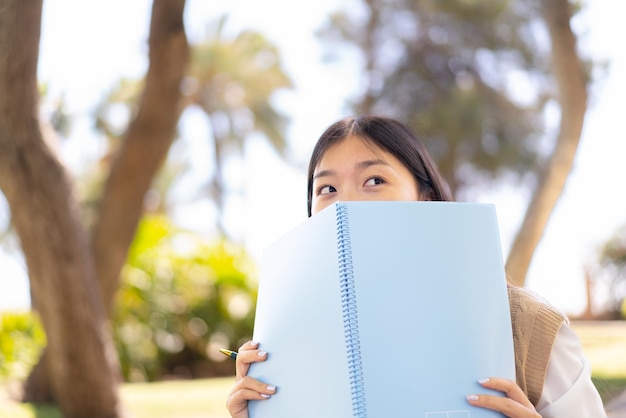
536, 323, 607, 417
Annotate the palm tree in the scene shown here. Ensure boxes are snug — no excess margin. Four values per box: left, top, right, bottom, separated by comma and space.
185, 16, 292, 234
96, 16, 293, 236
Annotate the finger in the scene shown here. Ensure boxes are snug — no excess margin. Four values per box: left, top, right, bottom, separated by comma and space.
235, 341, 266, 379
467, 377, 540, 417
466, 394, 512, 415
236, 348, 269, 365
239, 340, 260, 352
235, 376, 277, 395
236, 348, 268, 379
228, 376, 277, 401
229, 387, 274, 401
478, 377, 534, 409
227, 384, 276, 418
466, 393, 540, 418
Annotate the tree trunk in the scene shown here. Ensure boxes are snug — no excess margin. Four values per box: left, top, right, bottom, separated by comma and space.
582, 265, 594, 320
91, 0, 189, 313
505, 0, 588, 286
0, 2, 125, 416
21, 349, 54, 403
1, 0, 189, 414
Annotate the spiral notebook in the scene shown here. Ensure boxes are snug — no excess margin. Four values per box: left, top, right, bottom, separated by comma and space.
249, 201, 515, 418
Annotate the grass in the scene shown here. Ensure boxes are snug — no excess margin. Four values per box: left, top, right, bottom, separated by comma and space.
119, 377, 234, 418
572, 321, 626, 376
572, 320, 626, 405
2, 321, 625, 417
0, 377, 235, 418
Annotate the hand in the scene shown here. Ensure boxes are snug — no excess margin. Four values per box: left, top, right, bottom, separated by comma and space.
466, 377, 541, 418
226, 341, 276, 418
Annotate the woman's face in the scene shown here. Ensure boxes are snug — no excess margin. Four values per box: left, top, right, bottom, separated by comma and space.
311, 135, 420, 215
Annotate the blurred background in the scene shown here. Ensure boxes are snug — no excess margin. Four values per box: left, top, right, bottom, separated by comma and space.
1, 0, 625, 416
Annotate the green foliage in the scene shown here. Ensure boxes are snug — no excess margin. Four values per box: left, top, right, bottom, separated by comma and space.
600, 225, 626, 267
599, 225, 626, 316
0, 311, 46, 381
112, 214, 257, 382
93, 18, 294, 235
593, 376, 626, 405
317, 0, 593, 196
188, 15, 293, 154
0, 216, 257, 384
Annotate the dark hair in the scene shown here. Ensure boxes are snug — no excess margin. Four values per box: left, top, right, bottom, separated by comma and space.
306, 115, 452, 216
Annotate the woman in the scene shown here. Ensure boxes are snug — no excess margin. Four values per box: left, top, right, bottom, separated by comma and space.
226, 115, 606, 418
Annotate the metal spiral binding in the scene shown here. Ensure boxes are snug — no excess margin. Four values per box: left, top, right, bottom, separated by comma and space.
336, 203, 367, 417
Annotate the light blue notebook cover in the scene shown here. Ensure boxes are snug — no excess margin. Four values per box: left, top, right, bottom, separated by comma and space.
249, 201, 515, 418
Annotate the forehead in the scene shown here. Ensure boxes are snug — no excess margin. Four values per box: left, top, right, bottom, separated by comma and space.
316, 135, 387, 167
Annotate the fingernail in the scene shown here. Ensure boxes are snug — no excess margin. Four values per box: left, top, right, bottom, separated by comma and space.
260, 394, 271, 399
258, 351, 267, 357
467, 394, 479, 402
266, 385, 276, 392
249, 341, 259, 346
478, 378, 490, 384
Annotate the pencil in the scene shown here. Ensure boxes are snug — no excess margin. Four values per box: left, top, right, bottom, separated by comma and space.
219, 348, 238, 360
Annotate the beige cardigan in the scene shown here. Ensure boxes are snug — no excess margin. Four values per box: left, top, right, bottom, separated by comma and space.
508, 285, 566, 406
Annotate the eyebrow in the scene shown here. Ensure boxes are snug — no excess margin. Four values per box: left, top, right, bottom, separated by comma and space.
313, 159, 391, 180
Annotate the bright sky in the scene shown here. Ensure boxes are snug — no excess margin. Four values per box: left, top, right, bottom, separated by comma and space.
1, 0, 625, 316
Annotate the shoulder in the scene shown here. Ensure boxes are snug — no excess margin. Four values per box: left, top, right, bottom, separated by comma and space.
507, 284, 568, 328
537, 325, 608, 416
507, 284, 568, 406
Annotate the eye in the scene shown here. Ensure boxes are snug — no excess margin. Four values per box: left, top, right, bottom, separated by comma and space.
364, 177, 385, 187
317, 185, 337, 195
